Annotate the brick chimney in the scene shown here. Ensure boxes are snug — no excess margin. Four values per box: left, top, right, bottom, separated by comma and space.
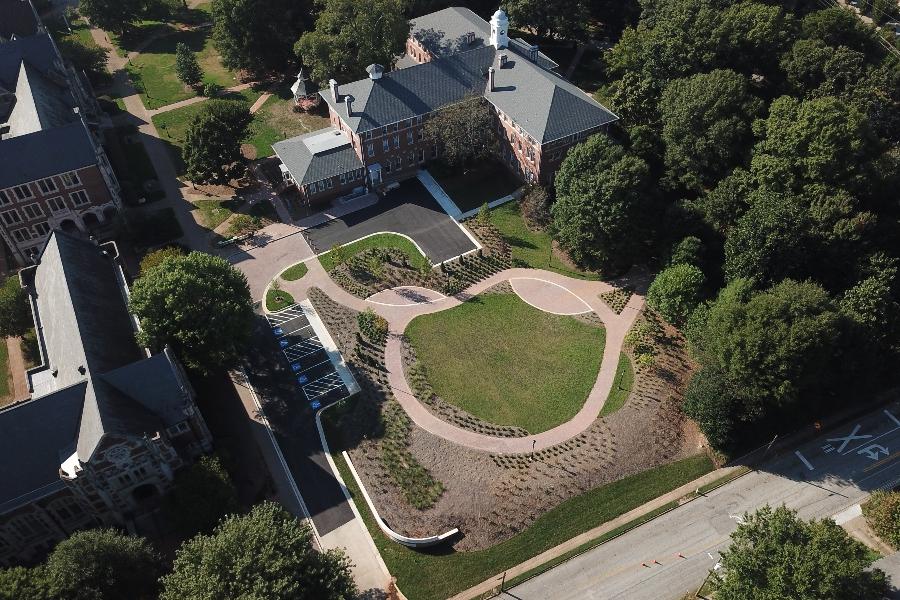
345, 95, 353, 116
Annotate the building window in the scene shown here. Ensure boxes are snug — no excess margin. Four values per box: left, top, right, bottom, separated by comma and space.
406, 130, 413, 144
61, 171, 81, 187
325, 178, 333, 189
1, 210, 22, 226
33, 222, 51, 236
367, 143, 374, 157
382, 139, 389, 152
167, 421, 190, 436
419, 148, 426, 163
394, 156, 402, 170
418, 128, 424, 141
12, 184, 33, 201
408, 152, 415, 166
381, 126, 387, 136
339, 173, 347, 185
70, 190, 90, 206
37, 178, 57, 194
47, 197, 67, 212
22, 203, 43, 220
0, 190, 11, 206
431, 145, 438, 159
384, 161, 392, 174
12, 229, 31, 243
393, 134, 399, 149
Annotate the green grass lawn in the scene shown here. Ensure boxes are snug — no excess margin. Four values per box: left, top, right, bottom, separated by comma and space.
191, 197, 242, 230
600, 354, 634, 417
0, 337, 11, 405
325, 428, 714, 600
104, 126, 164, 204
244, 89, 331, 159
406, 293, 604, 433
126, 25, 238, 109
430, 161, 522, 213
318, 233, 430, 272
266, 287, 295, 312
488, 202, 598, 280
280, 262, 309, 281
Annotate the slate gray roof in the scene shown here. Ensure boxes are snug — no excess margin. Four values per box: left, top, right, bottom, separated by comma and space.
0, 33, 59, 87
273, 127, 364, 185
28, 231, 180, 464
100, 349, 192, 428
0, 120, 97, 188
410, 7, 489, 57
0, 382, 85, 514
7, 60, 77, 136
0, 0, 40, 42
322, 37, 618, 144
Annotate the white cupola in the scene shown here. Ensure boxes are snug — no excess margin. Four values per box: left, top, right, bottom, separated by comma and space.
490, 8, 508, 50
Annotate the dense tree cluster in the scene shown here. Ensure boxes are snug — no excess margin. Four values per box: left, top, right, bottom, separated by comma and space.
550, 0, 900, 453
183, 99, 253, 184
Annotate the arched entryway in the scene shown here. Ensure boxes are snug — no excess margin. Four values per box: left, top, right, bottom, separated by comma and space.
59, 219, 80, 233
82, 212, 100, 229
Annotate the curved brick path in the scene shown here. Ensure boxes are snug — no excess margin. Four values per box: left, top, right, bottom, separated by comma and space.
279, 257, 644, 454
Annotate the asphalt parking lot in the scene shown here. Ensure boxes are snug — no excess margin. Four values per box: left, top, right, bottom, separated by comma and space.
302, 178, 478, 264
243, 307, 354, 536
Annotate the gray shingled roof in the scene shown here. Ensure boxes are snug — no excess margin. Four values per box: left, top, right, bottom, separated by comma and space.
0, 33, 59, 87
273, 127, 364, 185
0, 0, 40, 41
322, 40, 617, 144
7, 60, 77, 137
100, 349, 192, 427
410, 6, 489, 57
32, 231, 163, 461
0, 120, 97, 188
0, 382, 85, 514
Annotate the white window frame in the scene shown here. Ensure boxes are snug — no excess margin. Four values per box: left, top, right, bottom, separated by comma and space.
0, 190, 12, 206
70, 190, 90, 206
33, 222, 51, 236
47, 196, 67, 212
367, 143, 374, 157
12, 184, 33, 201
382, 139, 389, 152
1, 209, 22, 226
22, 203, 44, 220
12, 229, 32, 243
37, 178, 57, 194
61, 171, 81, 187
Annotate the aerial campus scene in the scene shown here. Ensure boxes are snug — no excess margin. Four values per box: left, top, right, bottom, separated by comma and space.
1, 0, 900, 598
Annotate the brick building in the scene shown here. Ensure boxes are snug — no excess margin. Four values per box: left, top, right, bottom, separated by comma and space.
276, 6, 617, 206
0, 231, 212, 566
0, 1, 122, 266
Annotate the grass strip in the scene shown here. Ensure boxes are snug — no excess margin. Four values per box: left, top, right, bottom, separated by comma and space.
323, 418, 714, 600
280, 262, 309, 281
318, 233, 429, 273
265, 287, 295, 312
600, 353, 634, 417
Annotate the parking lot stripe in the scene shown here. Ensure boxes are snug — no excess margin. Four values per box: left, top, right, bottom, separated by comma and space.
304, 373, 345, 400
295, 358, 331, 375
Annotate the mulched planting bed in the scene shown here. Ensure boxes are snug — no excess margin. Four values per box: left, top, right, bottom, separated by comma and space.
600, 287, 633, 314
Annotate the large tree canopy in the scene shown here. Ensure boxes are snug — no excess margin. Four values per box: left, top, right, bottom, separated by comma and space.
659, 69, 763, 190
183, 99, 253, 184
211, 0, 311, 74
294, 0, 409, 83
505, 0, 590, 40
129, 252, 254, 374
647, 263, 705, 325
717, 505, 888, 600
552, 135, 654, 272
160, 502, 357, 600
79, 0, 144, 35
424, 96, 497, 169
0, 276, 32, 338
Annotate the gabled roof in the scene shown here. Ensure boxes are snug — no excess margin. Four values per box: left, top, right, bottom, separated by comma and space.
0, 119, 97, 188
100, 349, 191, 427
7, 60, 77, 137
0, 382, 85, 514
0, 32, 59, 88
273, 127, 364, 185
321, 38, 618, 144
0, 0, 40, 42
31, 231, 161, 461
410, 7, 489, 58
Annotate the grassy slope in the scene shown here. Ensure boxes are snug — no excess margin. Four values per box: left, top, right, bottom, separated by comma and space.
406, 293, 604, 433
326, 434, 714, 600
489, 203, 599, 280
318, 233, 430, 272
600, 353, 635, 417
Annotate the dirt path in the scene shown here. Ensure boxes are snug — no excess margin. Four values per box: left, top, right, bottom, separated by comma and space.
279, 257, 645, 454
5, 337, 29, 402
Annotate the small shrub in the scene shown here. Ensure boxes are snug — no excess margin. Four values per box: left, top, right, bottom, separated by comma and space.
477, 202, 491, 224
227, 214, 261, 237
330, 243, 348, 266
519, 185, 551, 230
357, 308, 388, 345
669, 236, 704, 267
202, 82, 222, 97
864, 490, 900, 549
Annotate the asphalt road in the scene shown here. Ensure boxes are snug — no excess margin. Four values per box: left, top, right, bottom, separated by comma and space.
302, 178, 477, 263
507, 403, 900, 600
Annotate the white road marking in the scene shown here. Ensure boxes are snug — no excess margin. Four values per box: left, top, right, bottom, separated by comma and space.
795, 450, 815, 471
828, 424, 871, 454
886, 409, 900, 427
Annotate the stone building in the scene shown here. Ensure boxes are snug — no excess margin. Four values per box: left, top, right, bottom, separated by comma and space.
0, 1, 122, 265
275, 6, 617, 206
0, 231, 212, 566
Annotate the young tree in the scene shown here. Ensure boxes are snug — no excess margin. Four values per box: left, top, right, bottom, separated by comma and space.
79, 0, 144, 35
552, 135, 653, 272
160, 502, 357, 600
519, 185, 552, 230
129, 252, 254, 373
211, 0, 310, 74
43, 529, 162, 600
175, 42, 203, 89
646, 263, 705, 326
0, 276, 32, 338
183, 100, 253, 184
505, 0, 589, 40
716, 505, 888, 599
164, 455, 241, 538
423, 96, 497, 169
659, 69, 763, 191
863, 490, 900, 549
295, 0, 409, 83
139, 246, 184, 274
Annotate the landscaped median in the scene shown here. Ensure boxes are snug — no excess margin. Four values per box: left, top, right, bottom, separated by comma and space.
321, 414, 716, 600
317, 233, 430, 273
